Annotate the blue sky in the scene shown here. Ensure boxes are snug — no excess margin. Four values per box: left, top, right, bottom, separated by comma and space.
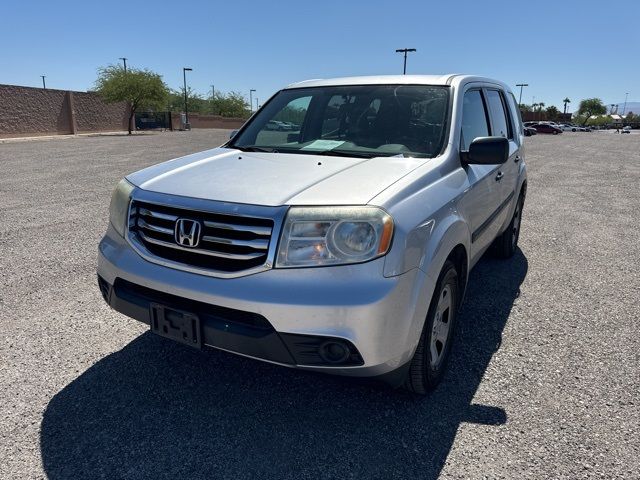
1, 0, 637, 110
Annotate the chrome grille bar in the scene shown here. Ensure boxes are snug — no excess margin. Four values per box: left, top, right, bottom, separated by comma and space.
203, 220, 272, 236
138, 231, 265, 260
201, 235, 269, 250
137, 218, 174, 236
138, 207, 179, 222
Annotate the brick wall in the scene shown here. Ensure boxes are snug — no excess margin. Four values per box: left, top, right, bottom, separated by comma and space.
72, 91, 129, 133
0, 84, 129, 138
0, 85, 71, 137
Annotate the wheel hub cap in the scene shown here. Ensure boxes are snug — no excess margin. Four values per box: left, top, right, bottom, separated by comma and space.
430, 285, 452, 368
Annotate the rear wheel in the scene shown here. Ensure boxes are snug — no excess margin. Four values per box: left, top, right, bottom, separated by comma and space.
403, 261, 459, 395
493, 192, 525, 259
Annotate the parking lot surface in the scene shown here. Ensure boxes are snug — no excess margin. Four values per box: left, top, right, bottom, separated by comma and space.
1, 130, 638, 479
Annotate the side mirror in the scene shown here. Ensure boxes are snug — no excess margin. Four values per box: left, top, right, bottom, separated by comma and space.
229, 129, 238, 139
462, 136, 509, 165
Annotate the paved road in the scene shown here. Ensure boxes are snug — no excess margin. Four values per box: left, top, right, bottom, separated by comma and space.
1, 130, 638, 479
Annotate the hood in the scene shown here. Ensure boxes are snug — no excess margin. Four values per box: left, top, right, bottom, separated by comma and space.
126, 147, 427, 206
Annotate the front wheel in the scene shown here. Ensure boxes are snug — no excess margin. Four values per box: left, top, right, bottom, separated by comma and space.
403, 260, 459, 395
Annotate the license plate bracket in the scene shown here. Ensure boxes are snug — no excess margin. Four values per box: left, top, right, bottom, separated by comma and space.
150, 303, 202, 349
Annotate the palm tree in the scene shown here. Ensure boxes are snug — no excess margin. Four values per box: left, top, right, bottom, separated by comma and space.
538, 102, 545, 120
563, 97, 571, 114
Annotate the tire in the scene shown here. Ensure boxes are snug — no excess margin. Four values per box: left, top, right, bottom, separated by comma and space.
493, 192, 525, 259
403, 260, 459, 395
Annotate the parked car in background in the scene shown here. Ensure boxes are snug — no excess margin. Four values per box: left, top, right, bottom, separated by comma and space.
524, 126, 537, 136
532, 123, 562, 134
621, 126, 631, 134
561, 124, 578, 132
98, 74, 528, 395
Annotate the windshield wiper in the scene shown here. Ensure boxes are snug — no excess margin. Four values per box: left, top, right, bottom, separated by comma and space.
315, 149, 377, 158
232, 145, 278, 153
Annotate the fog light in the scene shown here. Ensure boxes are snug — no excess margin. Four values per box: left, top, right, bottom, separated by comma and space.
318, 341, 350, 364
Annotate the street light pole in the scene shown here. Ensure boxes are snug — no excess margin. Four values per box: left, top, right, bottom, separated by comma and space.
623, 92, 629, 115
41, 75, 46, 89
119, 57, 127, 72
210, 84, 215, 114
249, 89, 256, 112
395, 48, 417, 75
183, 67, 193, 126
256, 98, 259, 111
516, 83, 528, 107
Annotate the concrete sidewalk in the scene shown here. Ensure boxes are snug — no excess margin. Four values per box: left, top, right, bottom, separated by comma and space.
0, 130, 161, 144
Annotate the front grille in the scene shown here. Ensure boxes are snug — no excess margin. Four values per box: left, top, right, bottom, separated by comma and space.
129, 200, 274, 274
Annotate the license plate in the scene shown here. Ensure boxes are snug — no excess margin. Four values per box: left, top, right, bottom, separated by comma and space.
149, 303, 202, 349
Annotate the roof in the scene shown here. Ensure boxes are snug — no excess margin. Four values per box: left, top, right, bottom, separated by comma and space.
285, 74, 463, 89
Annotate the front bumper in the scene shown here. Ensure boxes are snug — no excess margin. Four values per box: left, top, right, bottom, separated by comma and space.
98, 225, 433, 377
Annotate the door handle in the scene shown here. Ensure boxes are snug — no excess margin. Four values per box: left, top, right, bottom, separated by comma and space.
495, 171, 504, 181
514, 155, 522, 163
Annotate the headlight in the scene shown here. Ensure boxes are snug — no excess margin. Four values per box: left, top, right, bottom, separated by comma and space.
276, 206, 393, 267
108, 179, 134, 237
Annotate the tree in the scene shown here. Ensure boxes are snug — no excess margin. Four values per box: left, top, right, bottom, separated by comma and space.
546, 105, 560, 121
207, 91, 251, 118
519, 104, 532, 113
166, 87, 208, 114
576, 98, 607, 125
95, 65, 169, 134
563, 97, 571, 114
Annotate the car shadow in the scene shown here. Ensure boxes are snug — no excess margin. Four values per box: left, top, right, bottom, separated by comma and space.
40, 249, 527, 479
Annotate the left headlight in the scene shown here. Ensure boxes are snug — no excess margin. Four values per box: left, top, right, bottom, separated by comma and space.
276, 206, 394, 268
108, 179, 134, 237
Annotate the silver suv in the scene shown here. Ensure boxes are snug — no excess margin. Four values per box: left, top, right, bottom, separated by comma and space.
98, 75, 527, 394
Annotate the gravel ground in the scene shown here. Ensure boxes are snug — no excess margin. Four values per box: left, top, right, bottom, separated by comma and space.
0, 129, 638, 479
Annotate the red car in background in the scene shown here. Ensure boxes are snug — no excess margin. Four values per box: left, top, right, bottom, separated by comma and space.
531, 123, 562, 135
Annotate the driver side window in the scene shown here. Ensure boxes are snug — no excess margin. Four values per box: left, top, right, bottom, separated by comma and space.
461, 90, 489, 151
255, 96, 310, 146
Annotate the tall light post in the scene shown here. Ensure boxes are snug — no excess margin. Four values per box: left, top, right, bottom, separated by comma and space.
516, 83, 528, 107
623, 92, 629, 115
395, 48, 416, 75
210, 84, 215, 114
249, 89, 256, 112
183, 67, 192, 125
40, 75, 46, 89
256, 97, 259, 111
119, 57, 128, 72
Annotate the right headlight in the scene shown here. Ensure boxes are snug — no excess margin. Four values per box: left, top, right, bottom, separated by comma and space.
276, 206, 394, 268
108, 179, 134, 237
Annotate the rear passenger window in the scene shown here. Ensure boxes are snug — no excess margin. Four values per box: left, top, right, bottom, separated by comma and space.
461, 90, 489, 151
507, 92, 523, 134
486, 90, 511, 139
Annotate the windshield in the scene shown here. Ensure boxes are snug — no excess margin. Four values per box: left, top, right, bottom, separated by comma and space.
229, 85, 449, 158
